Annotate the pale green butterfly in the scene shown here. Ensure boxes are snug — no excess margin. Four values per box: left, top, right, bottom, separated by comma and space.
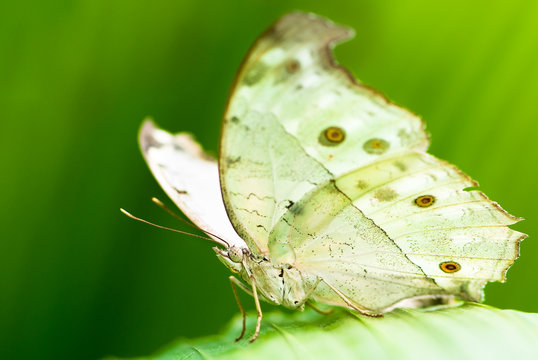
135, 12, 526, 342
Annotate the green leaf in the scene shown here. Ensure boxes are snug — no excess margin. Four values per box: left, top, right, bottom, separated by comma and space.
110, 303, 538, 360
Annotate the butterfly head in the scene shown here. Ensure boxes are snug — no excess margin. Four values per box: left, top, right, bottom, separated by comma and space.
227, 245, 247, 263
214, 245, 250, 274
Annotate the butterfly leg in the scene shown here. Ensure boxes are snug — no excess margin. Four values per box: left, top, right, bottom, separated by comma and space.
306, 301, 333, 315
229, 276, 249, 341
249, 276, 263, 343
320, 278, 383, 318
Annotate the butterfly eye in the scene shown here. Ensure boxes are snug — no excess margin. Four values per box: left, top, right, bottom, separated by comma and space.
363, 138, 389, 154
228, 246, 244, 263
415, 195, 435, 207
320, 126, 346, 146
440, 261, 461, 273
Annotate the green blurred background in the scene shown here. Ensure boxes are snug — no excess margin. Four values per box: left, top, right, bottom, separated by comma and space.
1, 0, 537, 359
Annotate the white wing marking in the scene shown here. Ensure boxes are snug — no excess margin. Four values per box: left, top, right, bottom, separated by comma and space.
139, 120, 245, 248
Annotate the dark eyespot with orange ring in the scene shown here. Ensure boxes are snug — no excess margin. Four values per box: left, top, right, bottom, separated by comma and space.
440, 261, 461, 273
319, 126, 346, 146
415, 195, 435, 207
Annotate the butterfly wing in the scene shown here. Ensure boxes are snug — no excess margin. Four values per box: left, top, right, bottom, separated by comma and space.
219, 12, 525, 311
220, 12, 428, 255
335, 151, 524, 302
270, 150, 524, 311
268, 178, 443, 312
139, 120, 245, 248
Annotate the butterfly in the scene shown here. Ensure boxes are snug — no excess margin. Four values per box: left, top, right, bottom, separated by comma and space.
136, 12, 526, 342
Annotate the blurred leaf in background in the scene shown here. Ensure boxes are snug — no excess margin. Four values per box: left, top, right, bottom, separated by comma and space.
0, 0, 536, 359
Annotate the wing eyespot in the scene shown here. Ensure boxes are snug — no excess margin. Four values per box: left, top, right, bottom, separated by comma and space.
319, 126, 346, 146
285, 59, 301, 73
440, 261, 461, 273
415, 195, 435, 207
363, 138, 389, 154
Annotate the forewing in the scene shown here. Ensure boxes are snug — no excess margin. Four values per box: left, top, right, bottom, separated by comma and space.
220, 12, 428, 254
139, 120, 245, 248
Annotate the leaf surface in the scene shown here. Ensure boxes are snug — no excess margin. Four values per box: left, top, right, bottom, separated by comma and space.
110, 304, 538, 360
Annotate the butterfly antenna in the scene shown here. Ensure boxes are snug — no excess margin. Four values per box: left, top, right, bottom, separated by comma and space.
151, 197, 197, 227
151, 197, 230, 247
120, 208, 229, 247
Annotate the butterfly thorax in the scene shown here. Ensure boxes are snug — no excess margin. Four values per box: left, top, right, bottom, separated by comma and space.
215, 246, 317, 309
